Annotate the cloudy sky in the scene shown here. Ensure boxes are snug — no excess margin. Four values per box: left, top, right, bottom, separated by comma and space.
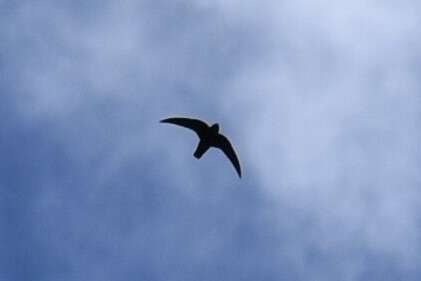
1, 0, 421, 280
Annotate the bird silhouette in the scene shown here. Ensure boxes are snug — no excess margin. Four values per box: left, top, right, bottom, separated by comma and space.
160, 117, 242, 178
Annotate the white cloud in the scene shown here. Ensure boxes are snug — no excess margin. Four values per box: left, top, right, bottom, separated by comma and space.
4, 0, 421, 279
216, 0, 421, 272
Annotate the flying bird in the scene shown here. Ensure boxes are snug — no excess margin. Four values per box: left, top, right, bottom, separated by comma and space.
160, 117, 242, 178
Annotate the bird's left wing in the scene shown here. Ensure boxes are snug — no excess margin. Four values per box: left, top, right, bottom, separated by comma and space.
160, 117, 208, 138
215, 134, 242, 178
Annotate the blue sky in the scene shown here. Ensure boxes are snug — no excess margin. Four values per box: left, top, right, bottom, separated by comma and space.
1, 0, 421, 280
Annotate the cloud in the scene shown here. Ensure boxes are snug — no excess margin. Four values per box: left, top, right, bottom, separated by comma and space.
1, 0, 421, 280
217, 0, 421, 273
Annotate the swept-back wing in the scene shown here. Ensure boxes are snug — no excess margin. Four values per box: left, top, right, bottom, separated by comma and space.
214, 134, 242, 178
160, 117, 208, 138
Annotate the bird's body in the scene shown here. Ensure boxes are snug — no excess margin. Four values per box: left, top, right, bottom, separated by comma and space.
193, 123, 219, 159
160, 117, 242, 178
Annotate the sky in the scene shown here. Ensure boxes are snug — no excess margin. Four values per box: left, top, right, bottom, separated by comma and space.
1, 0, 421, 280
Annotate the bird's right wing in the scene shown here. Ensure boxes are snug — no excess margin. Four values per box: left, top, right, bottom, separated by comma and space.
215, 134, 242, 178
160, 117, 208, 138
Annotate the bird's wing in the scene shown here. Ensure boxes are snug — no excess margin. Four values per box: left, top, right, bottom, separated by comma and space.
160, 117, 208, 138
214, 134, 242, 178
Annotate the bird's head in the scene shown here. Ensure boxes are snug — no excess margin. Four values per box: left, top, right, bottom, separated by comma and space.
210, 123, 220, 133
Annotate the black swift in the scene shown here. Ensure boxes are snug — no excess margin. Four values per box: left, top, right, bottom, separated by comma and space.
160, 117, 242, 178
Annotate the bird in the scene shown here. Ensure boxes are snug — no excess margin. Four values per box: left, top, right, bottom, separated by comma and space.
160, 117, 242, 178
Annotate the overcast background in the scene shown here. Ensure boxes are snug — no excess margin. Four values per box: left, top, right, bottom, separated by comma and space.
1, 0, 421, 280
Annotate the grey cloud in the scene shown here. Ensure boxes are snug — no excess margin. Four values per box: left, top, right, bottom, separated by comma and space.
1, 0, 421, 280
